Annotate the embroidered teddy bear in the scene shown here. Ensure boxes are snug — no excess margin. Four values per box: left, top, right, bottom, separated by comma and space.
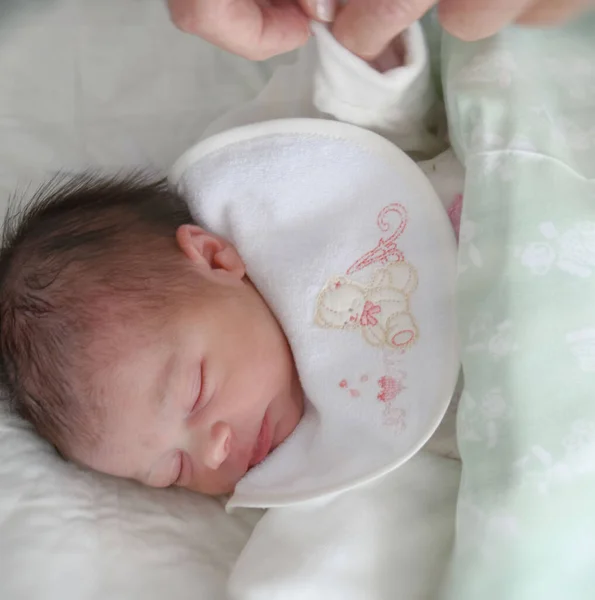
315, 261, 418, 350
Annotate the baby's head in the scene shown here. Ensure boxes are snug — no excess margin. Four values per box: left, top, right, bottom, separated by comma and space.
0, 174, 303, 495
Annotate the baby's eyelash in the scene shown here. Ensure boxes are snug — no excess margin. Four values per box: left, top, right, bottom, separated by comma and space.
172, 452, 183, 487
189, 362, 207, 415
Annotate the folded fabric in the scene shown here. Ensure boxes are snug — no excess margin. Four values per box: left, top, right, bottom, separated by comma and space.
441, 16, 595, 600
313, 22, 442, 155
228, 451, 460, 600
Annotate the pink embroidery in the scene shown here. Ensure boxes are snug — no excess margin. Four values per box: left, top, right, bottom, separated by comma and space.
377, 376, 398, 402
347, 204, 408, 275
383, 405, 406, 431
390, 329, 415, 348
377, 374, 406, 402
448, 194, 463, 241
376, 354, 408, 431
338, 363, 407, 432
339, 379, 361, 398
359, 301, 381, 327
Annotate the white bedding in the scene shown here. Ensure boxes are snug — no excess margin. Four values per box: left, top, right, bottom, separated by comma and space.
0, 0, 285, 205
0, 1, 273, 598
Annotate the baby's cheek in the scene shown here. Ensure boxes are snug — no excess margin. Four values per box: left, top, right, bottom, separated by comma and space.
276, 394, 303, 448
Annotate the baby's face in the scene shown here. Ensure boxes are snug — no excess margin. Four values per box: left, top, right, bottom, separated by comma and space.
75, 225, 304, 495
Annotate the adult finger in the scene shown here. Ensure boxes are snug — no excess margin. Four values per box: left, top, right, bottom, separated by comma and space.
438, 0, 535, 41
168, 0, 310, 60
297, 0, 338, 23
516, 0, 592, 25
332, 0, 437, 60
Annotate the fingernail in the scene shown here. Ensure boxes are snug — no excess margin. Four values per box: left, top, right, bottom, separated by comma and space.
313, 0, 336, 23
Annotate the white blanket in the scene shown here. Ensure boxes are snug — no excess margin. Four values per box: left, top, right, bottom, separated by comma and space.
229, 452, 460, 600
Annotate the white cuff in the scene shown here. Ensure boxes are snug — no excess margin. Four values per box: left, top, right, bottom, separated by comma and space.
312, 21, 435, 148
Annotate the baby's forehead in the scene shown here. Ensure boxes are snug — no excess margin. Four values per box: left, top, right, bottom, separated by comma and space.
73, 359, 168, 473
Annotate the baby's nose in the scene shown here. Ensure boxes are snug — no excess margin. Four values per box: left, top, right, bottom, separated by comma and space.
203, 421, 232, 470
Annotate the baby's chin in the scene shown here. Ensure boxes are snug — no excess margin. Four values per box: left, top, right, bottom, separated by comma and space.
183, 474, 240, 496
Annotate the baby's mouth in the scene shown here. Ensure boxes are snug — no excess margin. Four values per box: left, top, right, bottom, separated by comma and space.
248, 413, 273, 468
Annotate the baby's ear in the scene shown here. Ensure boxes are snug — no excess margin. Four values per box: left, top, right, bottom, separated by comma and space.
176, 225, 245, 278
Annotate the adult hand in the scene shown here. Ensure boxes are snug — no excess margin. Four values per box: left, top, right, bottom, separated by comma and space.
168, 0, 338, 61
333, 0, 593, 60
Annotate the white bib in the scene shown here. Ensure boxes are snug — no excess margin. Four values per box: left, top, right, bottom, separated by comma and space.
170, 119, 459, 508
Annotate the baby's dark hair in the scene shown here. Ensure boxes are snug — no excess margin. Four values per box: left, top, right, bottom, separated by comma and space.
0, 173, 194, 453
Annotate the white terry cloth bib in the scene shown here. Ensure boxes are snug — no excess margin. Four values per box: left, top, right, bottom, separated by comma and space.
170, 119, 459, 508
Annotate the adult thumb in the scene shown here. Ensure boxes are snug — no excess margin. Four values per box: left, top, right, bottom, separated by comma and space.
297, 0, 338, 23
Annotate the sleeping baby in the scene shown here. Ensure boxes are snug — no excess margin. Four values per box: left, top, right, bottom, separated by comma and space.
0, 173, 307, 495
0, 23, 462, 594
0, 22, 462, 497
